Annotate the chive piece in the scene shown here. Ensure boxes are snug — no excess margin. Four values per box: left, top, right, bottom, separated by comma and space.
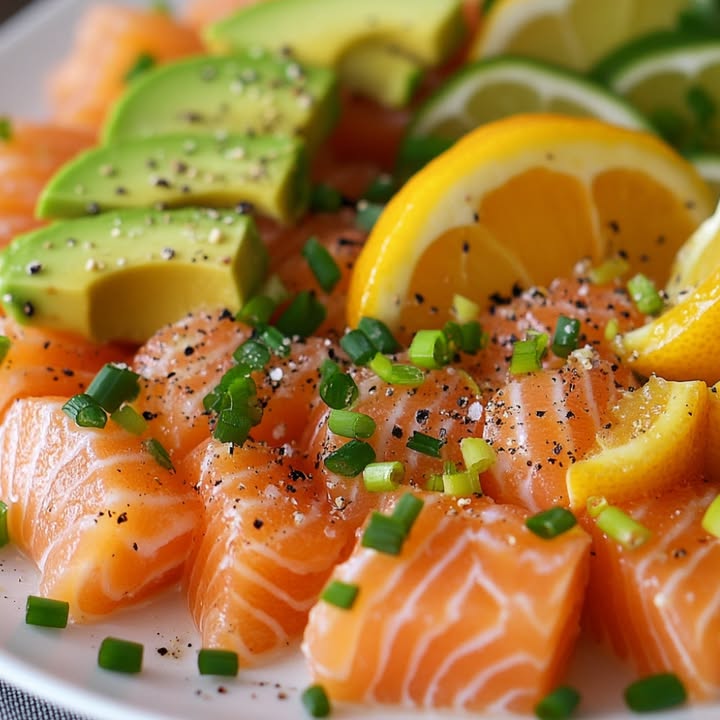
596, 506, 652, 549
357, 317, 400, 354
302, 236, 342, 293
443, 469, 482, 496
701, 494, 720, 537
319, 371, 358, 409
309, 184, 343, 213
355, 200, 384, 232
588, 256, 629, 284
321, 579, 359, 609
397, 134, 454, 176
363, 174, 396, 204
257, 324, 290, 357
406, 431, 445, 458
86, 363, 141, 413
425, 473, 444, 492
233, 338, 271, 370
534, 685, 581, 720
442, 321, 463, 353
392, 493, 424, 534
627, 273, 664, 316
361, 512, 406, 555
275, 290, 326, 338
62, 394, 108, 429
301, 684, 331, 718
328, 409, 376, 439
197, 648, 239, 676
408, 329, 449, 369
213, 408, 254, 445
124, 52, 155, 83
452, 294, 480, 323
320, 358, 341, 378
203, 366, 254, 412
460, 437, 496, 473
526, 507, 577, 539
604, 317, 619, 341
236, 295, 276, 327
0, 117, 11, 142
459, 321, 487, 354
25, 595, 69, 629
260, 273, 291, 306
363, 461, 404, 492
551, 315, 581, 358
110, 405, 148, 435
0, 500, 8, 547
624, 673, 686, 713
586, 495, 609, 519
143, 438, 174, 471
0, 335, 10, 363
325, 439, 375, 477
368, 352, 425, 386
98, 636, 143, 673
340, 329, 376, 365
510, 334, 547, 374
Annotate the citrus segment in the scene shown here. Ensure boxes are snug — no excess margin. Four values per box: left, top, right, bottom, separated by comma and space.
347, 114, 713, 335
566, 375, 708, 510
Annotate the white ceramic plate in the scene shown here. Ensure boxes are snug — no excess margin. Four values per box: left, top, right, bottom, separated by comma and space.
0, 2, 718, 719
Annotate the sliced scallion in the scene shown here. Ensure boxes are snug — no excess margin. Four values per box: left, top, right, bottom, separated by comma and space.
627, 273, 664, 316
510, 334, 547, 374
452, 294, 480, 323
0, 116, 12, 142
324, 439, 376, 477
236, 295, 276, 327
309, 184, 343, 213
595, 506, 652, 549
320, 579, 359, 610
0, 500, 8, 546
459, 321, 487, 354
534, 685, 581, 720
257, 324, 290, 358
406, 431, 445, 458
302, 236, 342, 293
604, 317, 619, 341
301, 684, 331, 718
586, 495, 608, 519
25, 595, 69, 629
275, 290, 326, 338
701, 494, 720, 537
0, 335, 10, 363
460, 437, 496, 473
319, 371, 358, 409
588, 256, 629, 284
425, 473, 444, 492
124, 52, 155, 83
142, 437, 174, 471
213, 408, 254, 445
362, 461, 404, 492
358, 316, 400, 354
551, 315, 581, 358
340, 329, 376, 365
526, 507, 577, 539
86, 363, 141, 413
368, 352, 425, 386
408, 329, 449, 369
355, 200, 384, 232
443, 469, 482, 496
62, 393, 107, 429
361, 511, 406, 555
392, 493, 424, 534
328, 409, 376, 439
98, 636, 144, 673
233, 338, 271, 370
197, 648, 239, 676
363, 174, 396, 204
624, 673, 686, 713
110, 405, 148, 436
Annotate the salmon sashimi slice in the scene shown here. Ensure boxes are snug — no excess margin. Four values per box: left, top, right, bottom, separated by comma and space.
482, 350, 636, 512
0, 315, 132, 421
582, 484, 720, 699
302, 491, 591, 714
183, 440, 350, 663
304, 365, 484, 529
0, 397, 201, 620
48, 4, 203, 130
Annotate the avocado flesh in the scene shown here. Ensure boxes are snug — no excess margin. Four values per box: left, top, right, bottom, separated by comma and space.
102, 50, 339, 152
205, 0, 466, 93
0, 208, 267, 344
37, 133, 310, 224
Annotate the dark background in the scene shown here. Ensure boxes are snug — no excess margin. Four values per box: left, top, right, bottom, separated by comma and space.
0, 1, 31, 23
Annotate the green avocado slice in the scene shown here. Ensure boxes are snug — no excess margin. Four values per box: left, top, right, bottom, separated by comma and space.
0, 208, 267, 344
37, 133, 310, 224
102, 50, 339, 152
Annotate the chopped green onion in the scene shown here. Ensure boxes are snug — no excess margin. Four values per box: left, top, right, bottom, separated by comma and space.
213, 408, 254, 445
257, 324, 290, 357
391, 493, 424, 534
534, 685, 581, 720
321, 579, 359, 609
25, 595, 69, 629
408, 329, 449, 369
203, 367, 254, 412
604, 317, 619, 341
460, 321, 487, 354
143, 437, 174, 471
301, 684, 331, 718
526, 507, 577, 539
124, 52, 155, 83
197, 648, 238, 676
328, 409, 376, 439
595, 506, 652, 549
0, 117, 11, 142
442, 321, 463, 352
701, 494, 720, 537
62, 393, 107, 429
320, 359, 341, 378
319, 371, 358, 409
588, 256, 629, 284
236, 295, 276, 327
309, 184, 343, 213
363, 174, 396, 204
110, 405, 148, 435
361, 512, 406, 555
0, 500, 8, 547
510, 334, 547, 374
551, 315, 581, 358
443, 469, 482, 496
627, 273, 664, 316
340, 329, 376, 365
452, 294, 480, 323
406, 431, 445, 458
275, 290, 326, 338
460, 437, 496, 473
86, 363, 141, 413
368, 352, 425, 386
355, 200, 384, 232
98, 636, 143, 673
397, 134, 454, 176
362, 461, 404, 492
302, 236, 342, 293
358, 317, 400, 354
425, 473, 444, 492
586, 495, 609, 519
624, 673, 686, 713
324, 439, 376, 477
0, 335, 10, 363
233, 338, 271, 370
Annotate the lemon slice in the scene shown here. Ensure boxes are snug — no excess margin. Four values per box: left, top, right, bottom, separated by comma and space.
566, 375, 708, 510
347, 114, 712, 336
470, 0, 687, 71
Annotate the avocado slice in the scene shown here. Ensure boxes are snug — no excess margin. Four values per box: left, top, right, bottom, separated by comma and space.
37, 133, 310, 224
204, 0, 466, 106
0, 208, 267, 344
102, 50, 339, 152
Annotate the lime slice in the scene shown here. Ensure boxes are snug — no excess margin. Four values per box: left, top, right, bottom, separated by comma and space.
601, 38, 720, 152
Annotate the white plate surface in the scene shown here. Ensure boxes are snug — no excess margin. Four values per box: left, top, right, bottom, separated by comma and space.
0, 2, 718, 719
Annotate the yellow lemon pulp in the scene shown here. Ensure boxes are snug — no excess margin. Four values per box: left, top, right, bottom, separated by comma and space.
566, 375, 708, 511
347, 114, 713, 337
